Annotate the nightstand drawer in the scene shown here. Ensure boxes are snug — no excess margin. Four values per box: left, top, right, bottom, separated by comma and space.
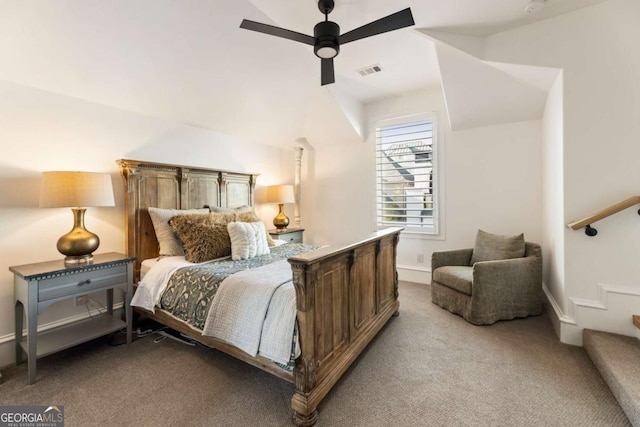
38, 265, 127, 301
269, 228, 305, 244
280, 231, 303, 244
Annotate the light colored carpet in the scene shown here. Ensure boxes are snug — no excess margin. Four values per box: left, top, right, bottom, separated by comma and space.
0, 282, 630, 426
584, 329, 640, 425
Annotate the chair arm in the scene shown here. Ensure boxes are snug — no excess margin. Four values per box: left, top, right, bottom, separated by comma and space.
431, 249, 473, 272
472, 255, 542, 297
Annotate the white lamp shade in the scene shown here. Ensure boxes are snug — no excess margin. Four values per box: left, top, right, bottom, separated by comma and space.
39, 171, 115, 208
266, 185, 295, 204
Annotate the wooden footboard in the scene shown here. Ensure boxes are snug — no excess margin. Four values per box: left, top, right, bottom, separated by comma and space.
288, 227, 401, 426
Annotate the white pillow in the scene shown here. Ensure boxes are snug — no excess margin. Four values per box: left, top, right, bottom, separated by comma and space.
148, 207, 209, 256
227, 221, 270, 260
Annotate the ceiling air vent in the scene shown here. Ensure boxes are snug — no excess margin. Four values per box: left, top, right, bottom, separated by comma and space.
524, 0, 546, 14
357, 64, 382, 77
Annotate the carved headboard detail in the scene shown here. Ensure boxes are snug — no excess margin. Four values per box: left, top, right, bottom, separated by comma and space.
117, 159, 258, 279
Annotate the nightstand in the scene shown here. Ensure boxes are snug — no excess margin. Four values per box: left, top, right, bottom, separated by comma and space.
10, 252, 135, 384
268, 227, 304, 244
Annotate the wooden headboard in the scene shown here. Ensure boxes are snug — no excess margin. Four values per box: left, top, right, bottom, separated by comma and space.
117, 159, 258, 279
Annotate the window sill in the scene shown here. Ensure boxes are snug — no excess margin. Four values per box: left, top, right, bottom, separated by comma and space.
377, 226, 445, 241
399, 229, 445, 241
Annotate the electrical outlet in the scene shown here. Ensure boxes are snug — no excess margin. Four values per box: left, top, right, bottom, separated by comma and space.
75, 295, 90, 306
417, 253, 424, 263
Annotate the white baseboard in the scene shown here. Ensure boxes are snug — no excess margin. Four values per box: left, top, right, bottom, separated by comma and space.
397, 265, 430, 284
543, 282, 640, 346
0, 303, 124, 370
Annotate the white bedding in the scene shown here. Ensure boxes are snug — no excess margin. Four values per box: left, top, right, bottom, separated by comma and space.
202, 260, 296, 364
140, 257, 159, 280
131, 256, 194, 312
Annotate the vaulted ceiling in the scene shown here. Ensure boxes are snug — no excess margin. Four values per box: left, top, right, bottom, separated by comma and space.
0, 0, 605, 146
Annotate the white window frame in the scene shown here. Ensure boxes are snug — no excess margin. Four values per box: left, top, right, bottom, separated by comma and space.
374, 112, 442, 237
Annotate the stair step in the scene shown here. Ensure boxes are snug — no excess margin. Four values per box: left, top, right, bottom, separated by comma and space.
583, 329, 640, 425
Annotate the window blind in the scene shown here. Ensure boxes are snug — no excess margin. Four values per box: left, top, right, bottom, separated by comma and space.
375, 118, 435, 231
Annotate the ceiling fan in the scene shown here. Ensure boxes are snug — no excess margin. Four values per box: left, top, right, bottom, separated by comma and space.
240, 0, 415, 86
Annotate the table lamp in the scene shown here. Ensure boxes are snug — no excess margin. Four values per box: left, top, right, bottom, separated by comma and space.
266, 184, 295, 231
39, 171, 115, 265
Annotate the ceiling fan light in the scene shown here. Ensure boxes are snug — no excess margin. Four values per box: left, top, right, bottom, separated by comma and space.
314, 20, 340, 59
316, 45, 338, 59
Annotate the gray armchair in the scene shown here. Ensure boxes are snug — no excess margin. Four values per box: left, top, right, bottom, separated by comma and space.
431, 242, 542, 325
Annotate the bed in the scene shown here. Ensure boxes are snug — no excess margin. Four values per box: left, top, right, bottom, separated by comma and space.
117, 158, 402, 426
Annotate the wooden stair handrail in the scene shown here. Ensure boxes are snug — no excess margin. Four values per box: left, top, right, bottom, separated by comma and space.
567, 196, 640, 233
633, 315, 640, 330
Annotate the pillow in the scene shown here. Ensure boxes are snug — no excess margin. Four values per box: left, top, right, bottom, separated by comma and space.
188, 211, 260, 228
177, 211, 236, 226
470, 229, 526, 265
227, 221, 270, 260
209, 205, 253, 213
209, 212, 237, 224
235, 211, 276, 247
169, 214, 232, 263
148, 207, 209, 256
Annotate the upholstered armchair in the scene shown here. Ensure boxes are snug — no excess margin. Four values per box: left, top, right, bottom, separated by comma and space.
430, 231, 543, 325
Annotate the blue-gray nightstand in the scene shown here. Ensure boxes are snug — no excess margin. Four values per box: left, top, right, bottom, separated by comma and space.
10, 252, 135, 384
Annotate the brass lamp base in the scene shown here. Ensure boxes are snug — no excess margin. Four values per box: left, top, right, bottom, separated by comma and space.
273, 203, 290, 231
63, 254, 94, 265
57, 207, 100, 265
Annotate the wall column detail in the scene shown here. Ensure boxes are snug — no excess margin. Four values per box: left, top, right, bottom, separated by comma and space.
294, 146, 304, 228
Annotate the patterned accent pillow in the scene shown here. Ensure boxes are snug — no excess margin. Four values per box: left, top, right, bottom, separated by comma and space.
148, 207, 209, 256
169, 214, 232, 263
227, 221, 270, 260
470, 229, 525, 265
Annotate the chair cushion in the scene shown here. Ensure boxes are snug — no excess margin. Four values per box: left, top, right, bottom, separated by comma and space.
470, 229, 525, 265
433, 266, 473, 296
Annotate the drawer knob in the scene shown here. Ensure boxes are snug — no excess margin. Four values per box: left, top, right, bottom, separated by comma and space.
79, 279, 91, 286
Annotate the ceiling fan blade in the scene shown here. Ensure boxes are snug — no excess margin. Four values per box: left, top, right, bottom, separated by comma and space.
321, 58, 335, 86
240, 19, 315, 46
339, 8, 414, 45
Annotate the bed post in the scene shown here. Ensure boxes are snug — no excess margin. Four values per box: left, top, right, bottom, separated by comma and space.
392, 231, 400, 315
290, 262, 319, 426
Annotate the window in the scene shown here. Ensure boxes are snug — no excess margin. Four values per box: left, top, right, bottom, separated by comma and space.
375, 114, 438, 234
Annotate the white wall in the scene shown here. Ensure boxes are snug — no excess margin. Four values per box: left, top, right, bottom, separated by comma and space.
0, 80, 296, 368
541, 73, 566, 335
302, 86, 542, 283
485, 0, 640, 344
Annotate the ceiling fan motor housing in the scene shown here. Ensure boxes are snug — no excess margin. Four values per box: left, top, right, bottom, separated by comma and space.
318, 0, 335, 15
314, 21, 340, 59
